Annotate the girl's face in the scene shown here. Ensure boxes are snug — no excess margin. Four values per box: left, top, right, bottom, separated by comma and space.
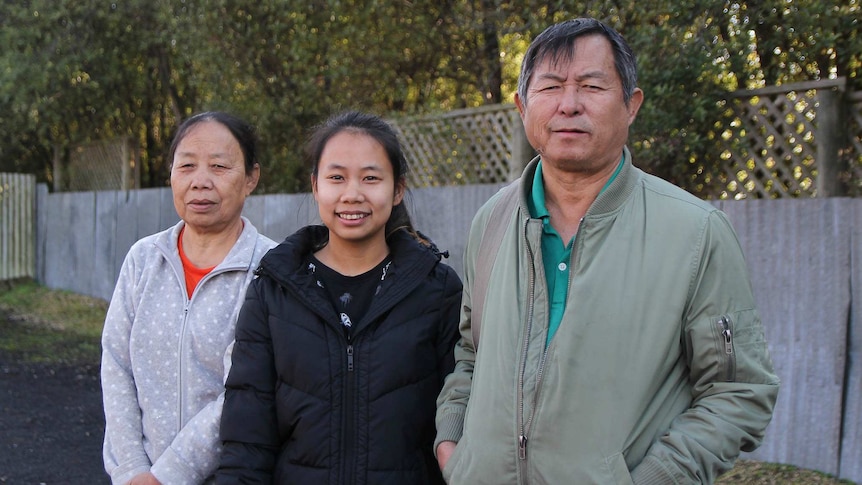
312, 131, 404, 249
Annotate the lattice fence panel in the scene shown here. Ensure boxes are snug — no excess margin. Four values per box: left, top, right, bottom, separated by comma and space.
391, 105, 520, 187
846, 91, 862, 196
716, 89, 819, 199
67, 138, 136, 191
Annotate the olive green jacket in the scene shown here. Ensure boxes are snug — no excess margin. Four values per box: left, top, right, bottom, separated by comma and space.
435, 149, 779, 484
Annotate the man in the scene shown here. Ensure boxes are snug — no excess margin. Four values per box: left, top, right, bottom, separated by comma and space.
435, 18, 779, 484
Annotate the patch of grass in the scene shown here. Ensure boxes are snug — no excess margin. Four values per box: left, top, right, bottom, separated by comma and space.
718, 460, 856, 484
0, 278, 107, 366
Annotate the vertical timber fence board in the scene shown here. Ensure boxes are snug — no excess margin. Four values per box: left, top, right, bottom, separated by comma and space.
842, 200, 862, 483
43, 191, 97, 297
721, 199, 850, 476
408, 183, 505, 277
255, 192, 319, 243
158, 187, 179, 232
35, 183, 48, 283
94, 191, 120, 302
0, 173, 36, 281
112, 190, 141, 300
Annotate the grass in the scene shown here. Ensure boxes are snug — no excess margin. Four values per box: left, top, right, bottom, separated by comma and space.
0, 279, 856, 484
0, 278, 107, 366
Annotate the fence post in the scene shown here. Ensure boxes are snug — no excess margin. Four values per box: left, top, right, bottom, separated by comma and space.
509, 111, 535, 181
817, 83, 848, 197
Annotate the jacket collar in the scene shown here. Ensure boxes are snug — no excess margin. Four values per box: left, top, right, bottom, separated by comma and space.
259, 225, 443, 293
155, 216, 264, 272
517, 146, 641, 219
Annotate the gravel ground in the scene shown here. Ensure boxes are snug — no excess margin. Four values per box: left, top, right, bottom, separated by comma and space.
0, 359, 109, 484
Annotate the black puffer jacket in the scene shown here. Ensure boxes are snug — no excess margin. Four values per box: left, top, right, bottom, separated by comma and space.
217, 225, 462, 485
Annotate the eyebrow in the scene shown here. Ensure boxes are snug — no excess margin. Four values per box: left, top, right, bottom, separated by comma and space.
176, 152, 234, 162
321, 162, 385, 172
535, 69, 610, 84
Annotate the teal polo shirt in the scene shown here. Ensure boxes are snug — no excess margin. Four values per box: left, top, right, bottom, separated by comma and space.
527, 155, 624, 346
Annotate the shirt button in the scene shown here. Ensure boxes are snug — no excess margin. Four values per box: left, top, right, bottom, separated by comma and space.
558, 262, 567, 271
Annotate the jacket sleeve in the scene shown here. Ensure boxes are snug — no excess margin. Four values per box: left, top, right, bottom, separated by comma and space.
434, 205, 490, 453
101, 251, 153, 485
436, 266, 464, 386
216, 279, 280, 483
149, 357, 229, 483
630, 211, 780, 484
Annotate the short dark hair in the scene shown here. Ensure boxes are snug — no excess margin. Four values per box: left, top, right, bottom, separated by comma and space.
517, 18, 638, 106
168, 111, 258, 174
305, 110, 422, 243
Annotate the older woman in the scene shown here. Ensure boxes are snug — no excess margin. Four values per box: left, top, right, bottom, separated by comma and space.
100, 112, 276, 485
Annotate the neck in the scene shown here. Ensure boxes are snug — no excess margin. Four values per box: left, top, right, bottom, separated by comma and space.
180, 219, 244, 268
541, 161, 616, 242
315, 236, 390, 277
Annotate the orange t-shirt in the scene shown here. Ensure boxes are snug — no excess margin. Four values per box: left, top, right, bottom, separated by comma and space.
178, 228, 215, 298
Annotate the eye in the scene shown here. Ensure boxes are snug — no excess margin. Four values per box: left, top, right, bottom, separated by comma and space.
363, 175, 381, 182
327, 174, 344, 181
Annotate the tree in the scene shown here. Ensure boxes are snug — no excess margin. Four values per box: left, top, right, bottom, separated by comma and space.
1, 0, 859, 194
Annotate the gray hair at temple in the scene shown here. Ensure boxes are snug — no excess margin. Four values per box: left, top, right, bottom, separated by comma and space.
516, 18, 639, 107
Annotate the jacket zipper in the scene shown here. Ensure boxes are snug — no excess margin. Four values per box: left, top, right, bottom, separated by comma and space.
517, 217, 583, 465
517, 218, 544, 463
718, 315, 736, 381
342, 330, 356, 483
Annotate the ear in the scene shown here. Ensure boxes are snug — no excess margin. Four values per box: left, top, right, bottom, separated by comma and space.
393, 178, 405, 206
311, 173, 319, 200
515, 92, 527, 120
245, 164, 261, 195
627, 88, 644, 126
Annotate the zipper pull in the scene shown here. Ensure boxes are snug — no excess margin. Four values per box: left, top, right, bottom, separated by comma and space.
720, 317, 733, 354
518, 435, 527, 460
347, 344, 354, 372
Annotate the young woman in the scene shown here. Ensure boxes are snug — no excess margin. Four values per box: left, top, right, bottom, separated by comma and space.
216, 111, 462, 484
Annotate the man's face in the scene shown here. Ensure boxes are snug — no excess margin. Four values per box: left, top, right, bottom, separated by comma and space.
515, 34, 643, 174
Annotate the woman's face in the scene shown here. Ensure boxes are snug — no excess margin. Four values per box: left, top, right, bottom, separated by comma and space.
312, 130, 404, 249
170, 120, 259, 236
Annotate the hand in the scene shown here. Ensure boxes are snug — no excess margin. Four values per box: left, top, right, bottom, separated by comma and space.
436, 441, 457, 471
126, 472, 162, 485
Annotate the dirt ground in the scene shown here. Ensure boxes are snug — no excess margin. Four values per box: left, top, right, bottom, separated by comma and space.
0, 359, 109, 484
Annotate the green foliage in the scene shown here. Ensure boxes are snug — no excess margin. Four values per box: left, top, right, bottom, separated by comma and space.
0, 0, 859, 194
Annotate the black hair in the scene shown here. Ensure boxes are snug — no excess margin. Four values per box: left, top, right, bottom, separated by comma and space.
168, 111, 258, 174
305, 110, 426, 245
517, 18, 639, 106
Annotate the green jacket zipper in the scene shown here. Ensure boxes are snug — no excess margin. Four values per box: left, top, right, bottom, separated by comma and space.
718, 315, 736, 381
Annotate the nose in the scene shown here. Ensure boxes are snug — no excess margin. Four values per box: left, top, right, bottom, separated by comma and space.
190, 167, 213, 190
558, 85, 582, 116
340, 180, 365, 202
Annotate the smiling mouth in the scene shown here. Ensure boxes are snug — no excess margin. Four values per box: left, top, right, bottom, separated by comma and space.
338, 213, 368, 220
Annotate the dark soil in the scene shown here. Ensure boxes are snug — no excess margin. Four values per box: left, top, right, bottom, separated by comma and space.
0, 359, 109, 484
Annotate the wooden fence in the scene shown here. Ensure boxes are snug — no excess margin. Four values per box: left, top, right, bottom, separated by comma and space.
0, 173, 36, 281
17, 183, 862, 483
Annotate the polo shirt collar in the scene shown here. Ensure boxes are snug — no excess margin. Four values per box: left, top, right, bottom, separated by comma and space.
528, 151, 627, 219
